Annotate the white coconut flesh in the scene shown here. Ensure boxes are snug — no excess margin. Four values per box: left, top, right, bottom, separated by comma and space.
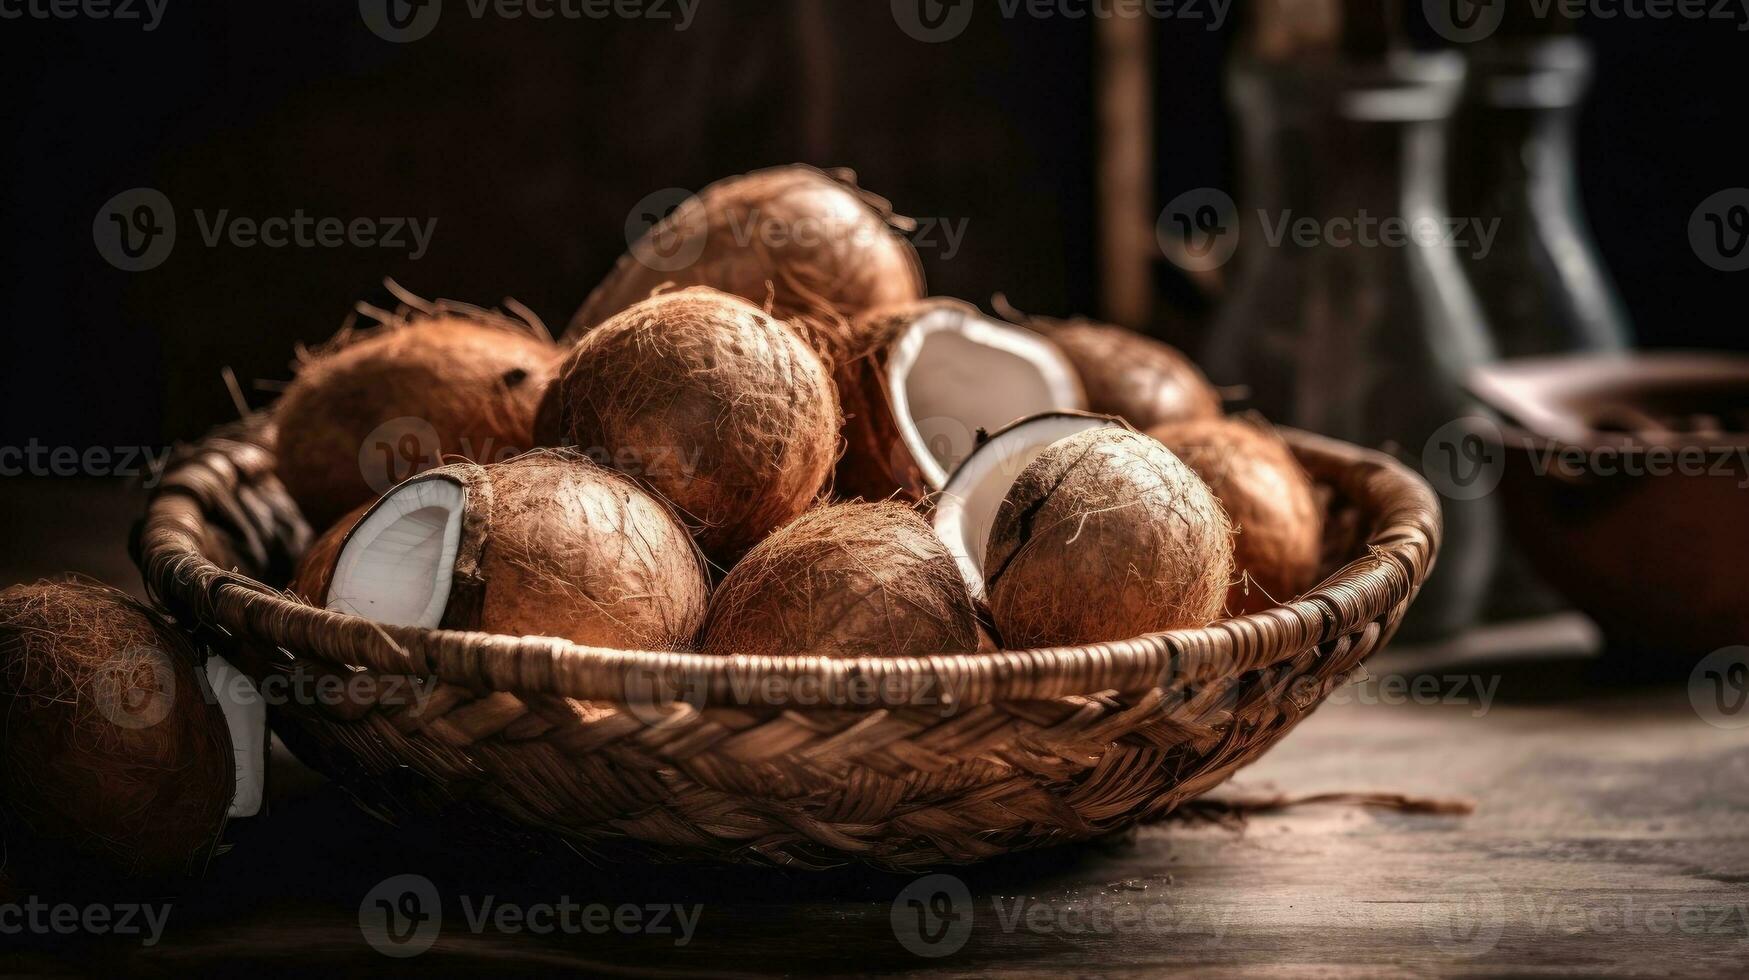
326, 476, 467, 628
931, 413, 1121, 601
886, 307, 1085, 488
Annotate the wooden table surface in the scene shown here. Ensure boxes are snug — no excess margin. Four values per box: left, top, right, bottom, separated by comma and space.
3, 479, 1747, 977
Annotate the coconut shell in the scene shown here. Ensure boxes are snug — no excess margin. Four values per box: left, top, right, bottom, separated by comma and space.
1027, 318, 1222, 429
701, 502, 979, 659
275, 301, 559, 529
567, 165, 925, 346
1149, 417, 1323, 615
0, 580, 233, 881
288, 502, 371, 605
832, 302, 944, 502
833, 298, 1084, 502
553, 287, 840, 563
475, 454, 710, 649
984, 427, 1235, 647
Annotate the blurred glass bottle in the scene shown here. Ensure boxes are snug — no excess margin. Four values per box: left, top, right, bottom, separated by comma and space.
1200, 50, 1498, 640
1450, 35, 1632, 357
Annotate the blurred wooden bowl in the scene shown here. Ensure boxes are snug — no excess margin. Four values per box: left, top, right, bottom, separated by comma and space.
1472, 352, 1749, 657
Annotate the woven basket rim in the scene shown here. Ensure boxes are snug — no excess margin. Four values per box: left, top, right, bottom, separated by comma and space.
136, 420, 1440, 712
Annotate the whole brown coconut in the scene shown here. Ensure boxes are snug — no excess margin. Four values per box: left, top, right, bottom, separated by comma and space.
1004, 308, 1223, 428
275, 289, 559, 529
566, 165, 925, 348
985, 427, 1235, 647
0, 581, 233, 880
328, 453, 710, 650
288, 502, 371, 605
1149, 417, 1323, 614
552, 287, 840, 562
701, 502, 979, 658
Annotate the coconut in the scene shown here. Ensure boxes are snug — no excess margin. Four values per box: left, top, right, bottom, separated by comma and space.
932, 412, 1123, 603
566, 165, 925, 344
700, 502, 979, 659
551, 287, 840, 563
1149, 417, 1323, 614
0, 580, 233, 881
288, 502, 371, 605
327, 452, 709, 649
275, 287, 560, 529
836, 299, 1087, 501
980, 426, 1235, 647
998, 305, 1222, 428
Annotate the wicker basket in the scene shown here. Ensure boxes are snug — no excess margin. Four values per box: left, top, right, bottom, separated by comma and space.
134, 413, 1440, 870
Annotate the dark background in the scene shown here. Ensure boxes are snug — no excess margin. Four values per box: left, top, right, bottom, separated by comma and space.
1, 2, 1743, 453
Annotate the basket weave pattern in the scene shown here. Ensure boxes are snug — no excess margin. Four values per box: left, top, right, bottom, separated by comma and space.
135, 415, 1440, 869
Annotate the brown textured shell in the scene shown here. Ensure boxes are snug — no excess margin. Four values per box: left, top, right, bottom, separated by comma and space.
275, 311, 558, 529
0, 580, 233, 881
700, 502, 979, 659
288, 502, 371, 605
1149, 417, 1324, 615
1034, 320, 1222, 429
830, 300, 965, 502
567, 165, 925, 342
554, 287, 840, 563
984, 427, 1235, 647
472, 454, 711, 649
